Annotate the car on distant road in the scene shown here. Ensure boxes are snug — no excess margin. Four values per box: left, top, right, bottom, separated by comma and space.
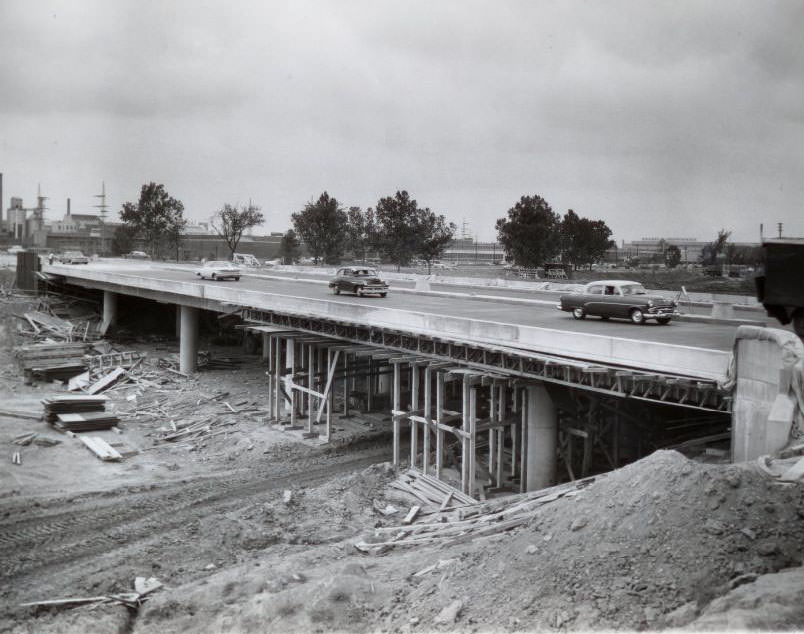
196, 260, 241, 281
123, 251, 150, 259
58, 251, 89, 265
7, 246, 24, 255
329, 267, 388, 297
558, 280, 679, 325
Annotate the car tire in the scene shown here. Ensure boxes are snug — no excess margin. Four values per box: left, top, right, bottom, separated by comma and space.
234, 277, 240, 281
330, 287, 340, 295
211, 273, 217, 280
572, 307, 585, 320
656, 317, 671, 325
600, 316, 610, 321
379, 293, 387, 298
630, 308, 645, 325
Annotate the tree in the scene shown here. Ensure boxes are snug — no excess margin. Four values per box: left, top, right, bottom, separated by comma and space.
373, 191, 425, 271
111, 224, 138, 256
665, 244, 682, 269
164, 211, 187, 262
559, 209, 614, 269
210, 203, 265, 259
495, 195, 561, 268
119, 183, 186, 259
291, 192, 348, 264
279, 229, 301, 264
417, 210, 456, 274
699, 229, 731, 266
345, 206, 376, 263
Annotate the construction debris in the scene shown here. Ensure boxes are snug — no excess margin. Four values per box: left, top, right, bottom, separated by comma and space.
11, 451, 22, 465
354, 475, 599, 554
21, 577, 162, 610
78, 435, 123, 462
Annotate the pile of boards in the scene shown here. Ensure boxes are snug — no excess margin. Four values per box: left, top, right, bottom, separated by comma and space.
41, 395, 124, 462
15, 342, 96, 384
354, 473, 601, 555
42, 395, 119, 432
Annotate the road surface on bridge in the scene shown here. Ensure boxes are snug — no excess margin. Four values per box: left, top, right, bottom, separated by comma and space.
66, 262, 739, 352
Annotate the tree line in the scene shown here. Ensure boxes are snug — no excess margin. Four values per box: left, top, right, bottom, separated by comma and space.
288, 190, 456, 272
495, 195, 614, 270
112, 183, 619, 271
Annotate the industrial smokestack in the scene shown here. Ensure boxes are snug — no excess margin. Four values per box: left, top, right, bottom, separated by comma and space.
0, 173, 3, 223
67, 198, 71, 215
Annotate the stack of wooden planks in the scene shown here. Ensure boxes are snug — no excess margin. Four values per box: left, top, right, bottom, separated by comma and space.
15, 342, 95, 384
42, 394, 112, 424
355, 474, 602, 554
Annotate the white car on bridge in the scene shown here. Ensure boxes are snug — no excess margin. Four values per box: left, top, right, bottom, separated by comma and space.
196, 260, 241, 281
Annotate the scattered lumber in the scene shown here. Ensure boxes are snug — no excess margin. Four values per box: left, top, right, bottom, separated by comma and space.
86, 367, 127, 395
79, 436, 123, 462
21, 577, 162, 610
0, 408, 41, 421
354, 474, 603, 555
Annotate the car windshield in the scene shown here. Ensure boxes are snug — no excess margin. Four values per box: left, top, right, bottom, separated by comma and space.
208, 261, 232, 267
353, 269, 377, 277
621, 284, 647, 295
65, 252, 83, 257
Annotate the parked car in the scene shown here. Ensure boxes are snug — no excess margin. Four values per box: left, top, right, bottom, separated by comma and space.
557, 280, 678, 325
58, 251, 89, 265
196, 260, 241, 281
232, 253, 261, 267
329, 267, 388, 297
123, 251, 150, 259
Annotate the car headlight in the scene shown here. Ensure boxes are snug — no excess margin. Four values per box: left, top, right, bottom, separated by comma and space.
647, 300, 654, 308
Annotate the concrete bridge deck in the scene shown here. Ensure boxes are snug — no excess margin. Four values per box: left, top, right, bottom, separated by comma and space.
46, 261, 734, 381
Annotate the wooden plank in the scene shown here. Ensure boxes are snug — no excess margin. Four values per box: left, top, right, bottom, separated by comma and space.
86, 367, 127, 395
79, 436, 123, 462
315, 350, 340, 423
402, 505, 421, 525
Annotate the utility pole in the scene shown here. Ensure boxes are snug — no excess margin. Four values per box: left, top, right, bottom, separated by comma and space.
777, 222, 783, 239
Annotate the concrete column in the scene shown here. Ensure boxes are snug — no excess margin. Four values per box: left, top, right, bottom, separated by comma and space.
179, 305, 199, 374
526, 382, 557, 491
262, 333, 270, 362
378, 367, 392, 395
101, 291, 117, 335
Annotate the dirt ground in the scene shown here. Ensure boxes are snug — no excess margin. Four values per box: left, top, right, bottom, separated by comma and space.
1, 289, 803, 633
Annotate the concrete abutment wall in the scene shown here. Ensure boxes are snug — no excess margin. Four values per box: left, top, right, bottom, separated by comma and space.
732, 326, 804, 461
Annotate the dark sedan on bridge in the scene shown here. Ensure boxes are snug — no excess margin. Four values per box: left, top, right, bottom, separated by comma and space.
329, 267, 389, 297
558, 280, 679, 325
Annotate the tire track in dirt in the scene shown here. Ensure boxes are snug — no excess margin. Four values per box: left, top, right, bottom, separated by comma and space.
0, 446, 389, 580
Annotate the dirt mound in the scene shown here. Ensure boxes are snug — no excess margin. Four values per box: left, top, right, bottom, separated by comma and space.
131, 450, 803, 633
387, 450, 804, 631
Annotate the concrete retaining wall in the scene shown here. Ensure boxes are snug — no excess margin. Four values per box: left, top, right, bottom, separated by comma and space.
52, 266, 731, 381
732, 326, 804, 461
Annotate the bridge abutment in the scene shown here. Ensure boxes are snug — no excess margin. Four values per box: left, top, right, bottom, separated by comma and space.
732, 326, 804, 461
179, 305, 200, 374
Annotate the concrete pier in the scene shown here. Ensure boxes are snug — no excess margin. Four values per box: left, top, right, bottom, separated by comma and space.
526, 382, 558, 491
102, 290, 117, 334
179, 306, 199, 374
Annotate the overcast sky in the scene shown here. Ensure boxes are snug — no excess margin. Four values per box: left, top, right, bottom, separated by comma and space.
1, 1, 802, 243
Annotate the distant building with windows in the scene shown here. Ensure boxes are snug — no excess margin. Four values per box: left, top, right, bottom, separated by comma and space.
442, 239, 504, 264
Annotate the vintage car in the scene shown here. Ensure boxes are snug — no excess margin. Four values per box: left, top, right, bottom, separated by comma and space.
123, 250, 150, 259
558, 280, 678, 325
58, 251, 89, 265
195, 260, 241, 281
329, 267, 388, 297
